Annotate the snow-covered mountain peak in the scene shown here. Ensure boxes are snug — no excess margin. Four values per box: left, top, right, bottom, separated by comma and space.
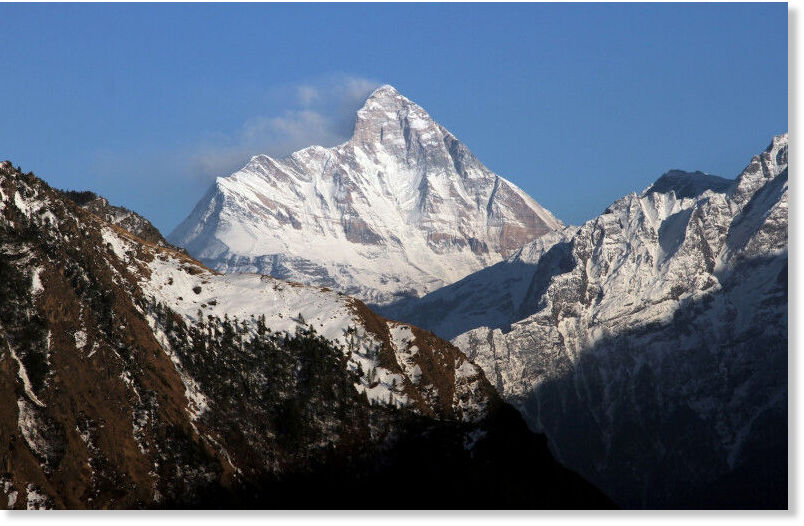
770, 132, 788, 149
355, 84, 422, 119
732, 133, 788, 206
354, 84, 421, 128
359, 83, 407, 109
170, 86, 563, 304
351, 84, 450, 161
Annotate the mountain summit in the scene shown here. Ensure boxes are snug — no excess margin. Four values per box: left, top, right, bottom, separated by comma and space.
169, 85, 562, 304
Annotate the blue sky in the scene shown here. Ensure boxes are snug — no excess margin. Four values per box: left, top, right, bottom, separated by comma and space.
0, 2, 787, 233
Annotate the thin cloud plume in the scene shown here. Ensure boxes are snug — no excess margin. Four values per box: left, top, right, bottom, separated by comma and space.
190, 75, 380, 182
87, 74, 381, 233
296, 85, 320, 106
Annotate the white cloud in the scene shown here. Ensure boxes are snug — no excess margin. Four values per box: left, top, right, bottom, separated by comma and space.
342, 76, 379, 102
190, 74, 380, 181
296, 85, 320, 106
87, 74, 384, 233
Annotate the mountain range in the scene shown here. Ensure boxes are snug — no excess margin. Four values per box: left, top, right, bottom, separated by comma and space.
0, 161, 611, 509
0, 84, 788, 510
386, 133, 789, 508
150, 85, 793, 509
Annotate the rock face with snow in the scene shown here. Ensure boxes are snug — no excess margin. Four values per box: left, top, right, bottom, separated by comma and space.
390, 135, 788, 508
0, 162, 611, 509
169, 85, 562, 305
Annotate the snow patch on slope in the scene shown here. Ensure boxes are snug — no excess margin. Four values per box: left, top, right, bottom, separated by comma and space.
6, 339, 46, 407
17, 399, 49, 460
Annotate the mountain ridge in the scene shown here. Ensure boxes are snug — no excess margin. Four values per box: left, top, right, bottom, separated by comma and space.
0, 161, 613, 509
56, 189, 174, 249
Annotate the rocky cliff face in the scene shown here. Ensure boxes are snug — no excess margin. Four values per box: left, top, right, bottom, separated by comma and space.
169, 85, 562, 305
57, 190, 171, 248
0, 162, 610, 509
392, 135, 788, 508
